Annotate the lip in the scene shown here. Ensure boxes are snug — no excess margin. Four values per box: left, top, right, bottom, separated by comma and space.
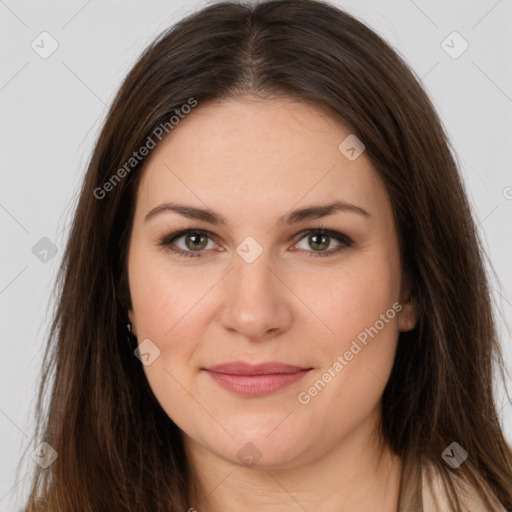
203, 361, 313, 397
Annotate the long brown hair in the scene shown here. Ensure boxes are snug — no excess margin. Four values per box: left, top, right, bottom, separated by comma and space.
17, 0, 512, 510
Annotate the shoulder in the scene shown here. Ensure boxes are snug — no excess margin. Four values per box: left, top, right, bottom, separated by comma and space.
421, 461, 507, 511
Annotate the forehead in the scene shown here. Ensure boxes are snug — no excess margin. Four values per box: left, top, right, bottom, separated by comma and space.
135, 98, 390, 223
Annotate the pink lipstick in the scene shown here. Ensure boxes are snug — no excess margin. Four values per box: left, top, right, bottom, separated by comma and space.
203, 361, 312, 397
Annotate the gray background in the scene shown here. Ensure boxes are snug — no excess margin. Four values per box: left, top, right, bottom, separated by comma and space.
1, 0, 511, 508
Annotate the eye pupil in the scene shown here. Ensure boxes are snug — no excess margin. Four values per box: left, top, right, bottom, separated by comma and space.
186, 233, 208, 251
310, 234, 329, 251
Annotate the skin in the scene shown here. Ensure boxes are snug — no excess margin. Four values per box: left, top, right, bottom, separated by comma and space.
127, 96, 418, 511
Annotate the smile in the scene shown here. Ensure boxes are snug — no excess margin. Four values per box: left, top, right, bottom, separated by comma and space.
203, 362, 313, 397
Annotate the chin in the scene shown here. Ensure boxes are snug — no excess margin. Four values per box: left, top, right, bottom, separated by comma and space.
203, 422, 312, 470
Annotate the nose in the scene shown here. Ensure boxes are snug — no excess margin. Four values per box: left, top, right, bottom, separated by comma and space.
217, 250, 294, 342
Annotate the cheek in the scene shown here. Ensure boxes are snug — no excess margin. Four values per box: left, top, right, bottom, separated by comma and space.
128, 246, 198, 382
128, 255, 204, 431
128, 243, 202, 340
293, 250, 401, 416
128, 247, 226, 423
302, 250, 400, 348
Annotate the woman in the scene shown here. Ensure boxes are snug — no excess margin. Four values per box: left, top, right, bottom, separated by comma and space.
18, 0, 512, 510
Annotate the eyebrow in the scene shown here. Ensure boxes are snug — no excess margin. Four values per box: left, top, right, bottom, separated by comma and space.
144, 200, 370, 226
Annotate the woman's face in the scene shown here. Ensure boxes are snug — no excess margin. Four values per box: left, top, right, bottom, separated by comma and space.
127, 97, 417, 468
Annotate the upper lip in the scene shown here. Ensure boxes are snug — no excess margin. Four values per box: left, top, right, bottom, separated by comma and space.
204, 361, 311, 375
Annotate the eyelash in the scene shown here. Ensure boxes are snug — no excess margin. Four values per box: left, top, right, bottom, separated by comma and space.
157, 228, 353, 259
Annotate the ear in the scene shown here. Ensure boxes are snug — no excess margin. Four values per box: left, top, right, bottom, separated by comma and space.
128, 309, 137, 337
398, 279, 418, 332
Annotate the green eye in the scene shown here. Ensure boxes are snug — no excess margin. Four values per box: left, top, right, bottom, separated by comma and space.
159, 228, 353, 258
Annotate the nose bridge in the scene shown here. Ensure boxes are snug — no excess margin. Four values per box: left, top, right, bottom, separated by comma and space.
218, 239, 292, 339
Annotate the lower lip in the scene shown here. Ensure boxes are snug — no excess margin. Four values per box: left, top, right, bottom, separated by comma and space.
204, 370, 311, 397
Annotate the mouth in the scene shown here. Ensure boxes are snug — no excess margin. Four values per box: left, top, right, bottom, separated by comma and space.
203, 361, 313, 397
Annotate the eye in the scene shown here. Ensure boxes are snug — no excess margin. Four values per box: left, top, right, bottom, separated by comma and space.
158, 229, 219, 258
293, 229, 353, 257
158, 228, 353, 258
